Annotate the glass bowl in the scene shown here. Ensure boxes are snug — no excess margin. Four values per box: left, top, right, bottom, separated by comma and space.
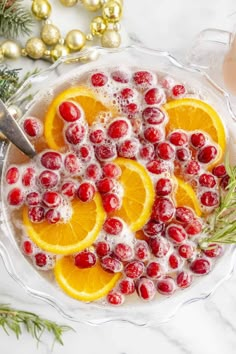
0, 45, 236, 326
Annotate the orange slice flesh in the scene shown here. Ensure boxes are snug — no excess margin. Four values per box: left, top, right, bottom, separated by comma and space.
174, 178, 202, 216
23, 193, 106, 255
164, 98, 226, 165
55, 257, 121, 302
44, 86, 112, 150
113, 158, 155, 231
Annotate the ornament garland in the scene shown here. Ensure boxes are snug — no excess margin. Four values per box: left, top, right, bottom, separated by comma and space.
0, 0, 123, 63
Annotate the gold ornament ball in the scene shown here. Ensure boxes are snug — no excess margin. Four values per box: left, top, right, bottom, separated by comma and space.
50, 44, 69, 61
1, 40, 21, 59
101, 29, 121, 48
41, 24, 61, 46
82, 0, 101, 11
102, 1, 122, 23
65, 30, 86, 52
90, 16, 107, 36
25, 38, 46, 59
31, 0, 51, 19
60, 0, 78, 6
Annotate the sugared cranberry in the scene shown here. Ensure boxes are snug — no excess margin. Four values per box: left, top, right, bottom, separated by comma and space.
159, 76, 175, 89
23, 117, 42, 137
28, 206, 45, 222
185, 219, 202, 236
22, 240, 34, 255
133, 71, 153, 86
176, 147, 191, 161
122, 103, 138, 115
101, 256, 123, 273
190, 258, 211, 274
169, 131, 188, 146
65, 123, 85, 145
220, 175, 230, 190
58, 101, 81, 122
102, 193, 120, 213
143, 220, 163, 237
136, 278, 156, 301
142, 107, 165, 125
186, 161, 200, 175
156, 142, 175, 160
134, 241, 150, 262
61, 181, 77, 199
119, 278, 135, 295
146, 261, 162, 279
146, 159, 168, 174
77, 144, 93, 162
203, 244, 223, 258
95, 142, 117, 161
199, 173, 216, 188
111, 70, 129, 83
96, 241, 110, 257
108, 119, 129, 139
85, 163, 102, 181
175, 207, 194, 224
114, 243, 134, 262
156, 178, 172, 196
157, 277, 175, 295
64, 153, 81, 175
75, 251, 96, 268
77, 182, 95, 202
169, 253, 181, 269
22, 167, 35, 187
97, 177, 114, 194
212, 164, 226, 178
139, 144, 155, 160
26, 191, 41, 206
102, 163, 121, 179
34, 252, 47, 267
91, 72, 108, 87
172, 84, 186, 97
190, 132, 206, 148
167, 224, 187, 244
103, 217, 123, 235
125, 261, 144, 279
38, 170, 59, 188
6, 166, 19, 184
45, 209, 61, 224
118, 139, 139, 158
89, 129, 105, 144
144, 88, 165, 105
148, 236, 170, 258
7, 188, 24, 206
107, 291, 124, 306
178, 244, 194, 259
151, 197, 175, 223
200, 191, 219, 207
42, 191, 61, 208
198, 145, 217, 164
144, 126, 163, 144
176, 271, 192, 288
119, 87, 134, 99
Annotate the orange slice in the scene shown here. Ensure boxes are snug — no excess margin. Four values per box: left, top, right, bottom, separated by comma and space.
174, 178, 202, 216
23, 193, 106, 255
44, 86, 111, 150
55, 257, 121, 301
164, 98, 226, 164
113, 158, 155, 231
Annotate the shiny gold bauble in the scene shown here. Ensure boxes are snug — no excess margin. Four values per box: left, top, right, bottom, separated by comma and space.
65, 30, 86, 51
50, 44, 69, 61
90, 16, 107, 36
1, 40, 21, 59
82, 0, 101, 11
41, 24, 61, 46
25, 38, 46, 59
101, 29, 121, 48
31, 0, 51, 20
59, 0, 78, 6
102, 1, 122, 23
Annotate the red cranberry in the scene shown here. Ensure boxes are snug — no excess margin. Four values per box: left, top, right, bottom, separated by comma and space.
108, 119, 129, 139
119, 278, 135, 295
97, 177, 114, 193
118, 139, 139, 158
89, 129, 105, 144
169, 131, 188, 146
134, 241, 150, 262
133, 71, 153, 86
111, 70, 129, 83
58, 101, 81, 122
26, 191, 41, 206
200, 191, 219, 207
28, 206, 45, 222
169, 253, 181, 269
85, 163, 102, 181
172, 84, 186, 97
185, 219, 202, 236
176, 271, 193, 288
119, 87, 134, 99
139, 144, 155, 160
114, 243, 134, 262
167, 224, 187, 244
143, 221, 163, 237
77, 182, 95, 202
61, 181, 77, 199
38, 170, 59, 188
42, 191, 61, 208
199, 173, 216, 188
178, 244, 194, 259
65, 123, 85, 145
190, 132, 206, 148
75, 251, 96, 268
23, 117, 42, 137
95, 142, 117, 161
122, 103, 138, 115
64, 153, 81, 175
6, 166, 19, 184
190, 258, 211, 274
146, 159, 168, 174
146, 261, 162, 279
96, 241, 110, 257
156, 178, 172, 196
45, 209, 61, 224
156, 142, 175, 160
22, 240, 33, 255
91, 72, 108, 87
103, 217, 123, 235
157, 277, 175, 295
176, 147, 191, 161
176, 207, 195, 224
34, 252, 47, 267
102, 163, 121, 179
77, 144, 93, 162
22, 167, 35, 187
159, 76, 174, 89
7, 188, 24, 206
144, 88, 165, 105
148, 236, 170, 258
144, 126, 163, 144
142, 107, 165, 125
101, 256, 123, 273
198, 145, 218, 164
186, 161, 200, 175
212, 164, 226, 178
136, 278, 156, 301
102, 193, 120, 213
203, 244, 223, 258
125, 261, 145, 279
107, 291, 124, 306
151, 197, 175, 223
220, 175, 230, 190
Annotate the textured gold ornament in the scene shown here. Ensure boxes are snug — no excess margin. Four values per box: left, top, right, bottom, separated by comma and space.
86, 33, 94, 41
25, 38, 46, 59
60, 0, 78, 6
90, 16, 107, 36
82, 0, 101, 11
102, 1, 122, 23
31, 0, 52, 20
41, 23, 61, 46
65, 30, 86, 51
1, 40, 21, 59
101, 29, 121, 47
50, 44, 69, 61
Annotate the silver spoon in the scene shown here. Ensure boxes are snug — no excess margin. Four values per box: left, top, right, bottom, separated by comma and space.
0, 99, 37, 158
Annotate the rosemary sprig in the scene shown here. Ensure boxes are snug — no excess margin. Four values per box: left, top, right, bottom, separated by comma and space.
0, 304, 73, 347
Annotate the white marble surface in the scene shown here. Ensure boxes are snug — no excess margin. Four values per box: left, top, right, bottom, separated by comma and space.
1, 0, 236, 353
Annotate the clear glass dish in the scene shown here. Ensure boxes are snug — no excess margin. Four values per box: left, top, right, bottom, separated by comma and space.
0, 45, 236, 326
